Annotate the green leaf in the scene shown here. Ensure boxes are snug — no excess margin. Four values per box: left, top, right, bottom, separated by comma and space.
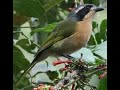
32, 73, 52, 84
100, 19, 107, 41
93, 41, 107, 60
46, 8, 58, 23
31, 22, 58, 35
92, 21, 97, 30
95, 33, 102, 44
13, 45, 30, 70
71, 48, 95, 63
88, 31, 99, 45
13, 0, 64, 18
13, 45, 30, 88
13, 0, 45, 17
16, 39, 36, 53
13, 65, 21, 84
46, 70, 59, 80
17, 75, 31, 89
43, 0, 64, 12
13, 64, 21, 77
95, 58, 105, 65
98, 76, 107, 90
91, 0, 99, 6
94, 19, 107, 44
89, 74, 100, 88
84, 0, 99, 6
100, 19, 107, 33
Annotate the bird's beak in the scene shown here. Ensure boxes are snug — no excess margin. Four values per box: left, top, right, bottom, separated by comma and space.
94, 7, 105, 12
91, 6, 105, 12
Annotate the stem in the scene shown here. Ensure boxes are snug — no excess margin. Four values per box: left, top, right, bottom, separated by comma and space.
13, 26, 41, 28
91, 32, 98, 45
53, 66, 107, 90
13, 31, 28, 39
87, 66, 107, 77
63, 77, 80, 88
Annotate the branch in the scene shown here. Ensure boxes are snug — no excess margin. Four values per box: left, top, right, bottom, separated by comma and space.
53, 70, 79, 90
13, 26, 41, 28
52, 59, 107, 90
32, 57, 107, 90
87, 66, 107, 77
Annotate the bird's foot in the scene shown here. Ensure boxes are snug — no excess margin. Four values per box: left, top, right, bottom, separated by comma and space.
79, 53, 83, 61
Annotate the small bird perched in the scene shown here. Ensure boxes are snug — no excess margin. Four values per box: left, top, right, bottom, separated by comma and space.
14, 4, 104, 88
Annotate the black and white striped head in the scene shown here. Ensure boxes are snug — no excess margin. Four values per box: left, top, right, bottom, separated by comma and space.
68, 4, 104, 21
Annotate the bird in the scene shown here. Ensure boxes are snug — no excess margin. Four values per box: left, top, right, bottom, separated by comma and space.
14, 4, 104, 88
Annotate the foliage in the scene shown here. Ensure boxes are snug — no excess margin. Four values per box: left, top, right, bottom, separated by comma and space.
13, 0, 107, 90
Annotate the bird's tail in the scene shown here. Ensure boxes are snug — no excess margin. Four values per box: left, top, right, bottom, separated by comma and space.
13, 52, 44, 89
13, 60, 37, 89
13, 48, 50, 89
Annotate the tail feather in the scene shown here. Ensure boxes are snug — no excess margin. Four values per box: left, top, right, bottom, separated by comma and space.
14, 48, 50, 89
14, 61, 37, 89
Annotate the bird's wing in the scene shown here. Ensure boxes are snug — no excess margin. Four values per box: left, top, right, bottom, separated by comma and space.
35, 19, 76, 57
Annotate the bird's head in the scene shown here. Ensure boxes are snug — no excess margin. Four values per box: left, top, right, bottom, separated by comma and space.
68, 4, 104, 21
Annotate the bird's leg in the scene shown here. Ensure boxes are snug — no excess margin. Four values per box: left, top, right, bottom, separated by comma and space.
79, 53, 83, 62
61, 54, 74, 60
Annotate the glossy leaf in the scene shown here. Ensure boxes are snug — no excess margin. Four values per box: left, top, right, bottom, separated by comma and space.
71, 47, 95, 63
13, 0, 64, 18
13, 45, 30, 87
98, 76, 107, 90
13, 0, 45, 17
94, 41, 107, 60
14, 72, 30, 88
46, 70, 59, 80
92, 21, 97, 30
17, 75, 31, 89
84, 0, 99, 6
100, 19, 107, 41
95, 58, 105, 65
31, 22, 58, 35
13, 64, 21, 77
32, 73, 52, 84
43, 0, 64, 12
94, 19, 107, 44
16, 39, 36, 53
13, 45, 30, 70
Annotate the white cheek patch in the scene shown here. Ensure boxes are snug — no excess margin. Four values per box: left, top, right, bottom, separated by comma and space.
75, 6, 84, 13
90, 6, 96, 11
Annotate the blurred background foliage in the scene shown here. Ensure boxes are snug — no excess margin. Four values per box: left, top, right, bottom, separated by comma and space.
13, 0, 107, 89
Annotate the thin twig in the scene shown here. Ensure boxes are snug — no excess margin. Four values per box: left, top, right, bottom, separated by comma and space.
91, 32, 98, 45
63, 76, 80, 88
13, 31, 28, 39
53, 70, 78, 90
13, 26, 41, 28
53, 65, 107, 90
87, 66, 107, 77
